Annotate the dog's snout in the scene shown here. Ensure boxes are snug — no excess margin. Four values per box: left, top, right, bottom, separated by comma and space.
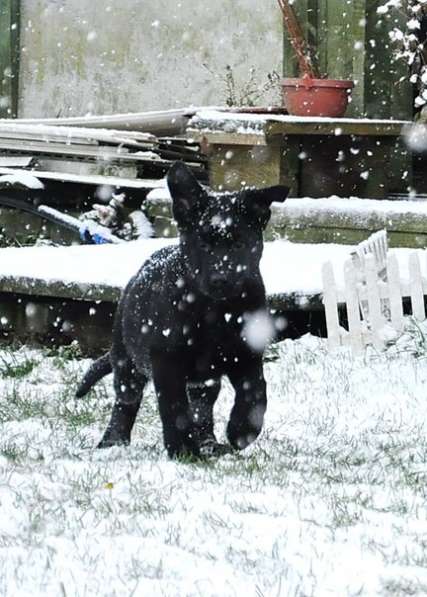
210, 273, 228, 289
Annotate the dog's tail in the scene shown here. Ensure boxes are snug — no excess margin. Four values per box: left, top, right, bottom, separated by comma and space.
76, 352, 112, 398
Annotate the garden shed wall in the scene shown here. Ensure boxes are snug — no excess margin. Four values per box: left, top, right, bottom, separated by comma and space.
18, 0, 282, 118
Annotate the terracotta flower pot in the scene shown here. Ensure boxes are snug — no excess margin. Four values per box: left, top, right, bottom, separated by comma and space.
282, 76, 354, 117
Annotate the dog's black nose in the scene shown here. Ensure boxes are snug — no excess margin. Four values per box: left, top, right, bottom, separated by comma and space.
209, 273, 229, 290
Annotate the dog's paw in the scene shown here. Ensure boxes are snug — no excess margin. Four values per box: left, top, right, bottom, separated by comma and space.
167, 439, 231, 461
199, 439, 232, 458
97, 431, 130, 449
226, 423, 260, 451
167, 445, 198, 461
230, 434, 258, 450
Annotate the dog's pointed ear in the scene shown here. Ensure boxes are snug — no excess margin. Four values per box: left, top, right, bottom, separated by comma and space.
167, 161, 206, 228
245, 185, 290, 227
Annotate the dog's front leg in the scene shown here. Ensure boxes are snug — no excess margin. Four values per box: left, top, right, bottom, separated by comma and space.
226, 358, 267, 451
187, 380, 231, 457
150, 350, 199, 459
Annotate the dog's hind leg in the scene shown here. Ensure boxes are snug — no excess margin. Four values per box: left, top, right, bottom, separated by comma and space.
98, 357, 147, 449
226, 358, 267, 451
187, 380, 231, 457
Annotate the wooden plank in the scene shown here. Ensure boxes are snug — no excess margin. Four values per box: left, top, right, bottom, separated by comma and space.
0, 275, 121, 303
409, 252, 426, 321
1, 107, 196, 135
315, 0, 327, 76
0, 132, 97, 146
0, 166, 165, 190
347, 0, 367, 117
322, 260, 342, 350
0, 138, 122, 153
209, 141, 282, 191
0, 0, 20, 118
0, 133, 157, 152
365, 2, 412, 120
271, 199, 427, 236
387, 253, 404, 333
364, 254, 384, 350
335, 277, 427, 305
187, 129, 267, 147
266, 120, 409, 137
274, 226, 427, 249
10, 0, 19, 118
324, 0, 353, 81
362, 229, 388, 278
35, 159, 137, 179
0, 123, 157, 147
344, 258, 364, 355
0, 156, 33, 167
0, 139, 170, 164
189, 111, 410, 138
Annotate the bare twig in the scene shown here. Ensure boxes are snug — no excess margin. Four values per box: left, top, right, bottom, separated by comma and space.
277, 0, 320, 78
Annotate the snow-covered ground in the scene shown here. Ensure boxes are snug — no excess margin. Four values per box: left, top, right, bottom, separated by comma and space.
1, 333, 427, 596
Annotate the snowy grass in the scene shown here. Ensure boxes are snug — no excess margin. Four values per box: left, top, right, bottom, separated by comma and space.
1, 336, 427, 596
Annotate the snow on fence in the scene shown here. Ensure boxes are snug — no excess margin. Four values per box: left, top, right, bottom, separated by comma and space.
322, 230, 427, 355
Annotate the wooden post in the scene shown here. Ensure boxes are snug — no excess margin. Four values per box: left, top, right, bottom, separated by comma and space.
387, 253, 404, 333
0, 0, 20, 118
208, 139, 284, 191
364, 254, 384, 351
344, 259, 364, 355
322, 260, 342, 350
409, 252, 425, 321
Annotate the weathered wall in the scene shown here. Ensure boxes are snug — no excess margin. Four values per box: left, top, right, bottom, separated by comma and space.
18, 0, 282, 118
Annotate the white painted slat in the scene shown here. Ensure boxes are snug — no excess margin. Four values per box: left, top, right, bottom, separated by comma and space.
323, 232, 427, 356
381, 234, 388, 261
409, 252, 425, 321
344, 258, 363, 355
387, 253, 404, 333
372, 230, 388, 279
337, 279, 426, 304
322, 261, 341, 350
365, 254, 384, 350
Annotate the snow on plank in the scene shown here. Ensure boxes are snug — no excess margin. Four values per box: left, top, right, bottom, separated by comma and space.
0, 122, 158, 147
0, 240, 378, 305
0, 240, 425, 306
0, 166, 166, 191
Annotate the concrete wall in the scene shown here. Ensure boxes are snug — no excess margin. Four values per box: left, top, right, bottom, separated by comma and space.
18, 0, 282, 118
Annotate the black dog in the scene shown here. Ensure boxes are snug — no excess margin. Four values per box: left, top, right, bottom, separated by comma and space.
76, 162, 289, 458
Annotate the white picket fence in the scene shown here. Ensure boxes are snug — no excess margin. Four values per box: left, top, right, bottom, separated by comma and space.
322, 230, 427, 355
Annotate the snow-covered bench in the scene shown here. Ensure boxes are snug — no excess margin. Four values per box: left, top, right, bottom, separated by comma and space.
0, 239, 350, 348
0, 238, 351, 305
145, 194, 427, 249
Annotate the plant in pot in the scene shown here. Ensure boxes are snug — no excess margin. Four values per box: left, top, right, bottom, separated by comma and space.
278, 0, 354, 117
